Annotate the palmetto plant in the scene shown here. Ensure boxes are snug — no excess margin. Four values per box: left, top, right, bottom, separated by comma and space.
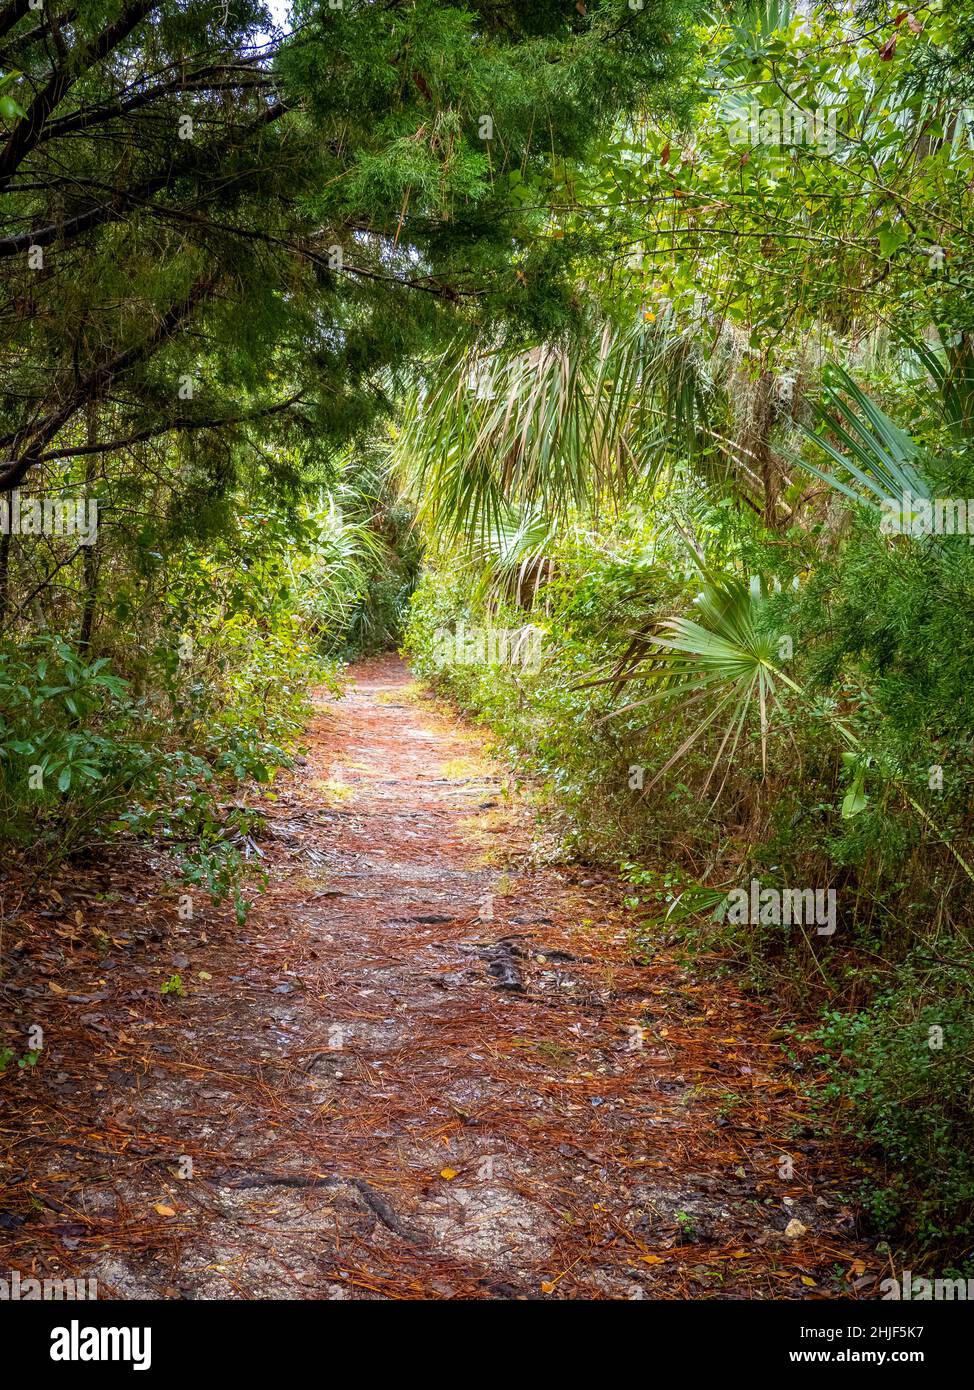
602, 563, 974, 885
585, 356, 974, 880
460, 508, 561, 607
604, 571, 799, 794
292, 496, 386, 645
790, 332, 974, 502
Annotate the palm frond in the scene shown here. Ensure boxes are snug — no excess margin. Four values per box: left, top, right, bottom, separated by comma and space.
598, 564, 974, 883
604, 571, 799, 791
395, 314, 717, 545
790, 362, 931, 509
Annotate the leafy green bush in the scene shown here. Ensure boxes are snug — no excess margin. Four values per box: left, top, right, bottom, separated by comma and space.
0, 635, 262, 916
0, 635, 148, 840
0, 495, 371, 920
815, 975, 974, 1262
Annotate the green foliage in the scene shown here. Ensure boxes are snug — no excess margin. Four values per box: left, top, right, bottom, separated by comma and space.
0, 1048, 40, 1074
402, 536, 724, 865
0, 635, 127, 802
0, 633, 255, 911
1, 0, 697, 923
815, 976, 974, 1260
0, 498, 356, 914
1, 0, 702, 513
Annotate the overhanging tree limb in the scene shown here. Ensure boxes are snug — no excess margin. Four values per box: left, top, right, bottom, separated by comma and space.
0, 272, 218, 492
34, 393, 306, 463
0, 0, 161, 189
0, 100, 289, 258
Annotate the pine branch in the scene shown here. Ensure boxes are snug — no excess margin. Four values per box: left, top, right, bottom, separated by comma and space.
35, 394, 306, 463
0, 273, 218, 491
0, 0, 161, 190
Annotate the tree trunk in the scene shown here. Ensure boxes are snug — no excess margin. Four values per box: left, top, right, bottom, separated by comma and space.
78, 408, 99, 649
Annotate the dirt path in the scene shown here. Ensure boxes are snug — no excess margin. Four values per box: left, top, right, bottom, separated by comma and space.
0, 656, 870, 1299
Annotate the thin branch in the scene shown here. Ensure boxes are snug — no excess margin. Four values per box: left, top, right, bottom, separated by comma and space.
0, 272, 218, 491
36, 393, 305, 462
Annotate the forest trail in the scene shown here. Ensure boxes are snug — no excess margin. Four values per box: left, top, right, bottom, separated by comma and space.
0, 656, 869, 1299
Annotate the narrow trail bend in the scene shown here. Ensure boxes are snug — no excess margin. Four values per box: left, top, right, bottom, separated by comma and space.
0, 656, 868, 1299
